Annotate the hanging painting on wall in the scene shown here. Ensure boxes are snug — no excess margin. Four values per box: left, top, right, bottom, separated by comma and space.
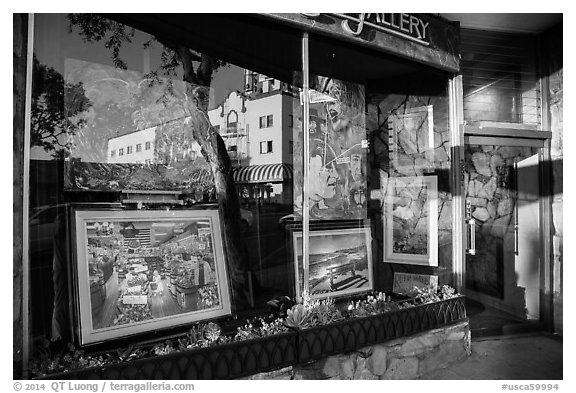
293, 227, 373, 300
72, 208, 230, 345
63, 58, 214, 193
293, 76, 367, 220
387, 105, 434, 175
384, 176, 438, 266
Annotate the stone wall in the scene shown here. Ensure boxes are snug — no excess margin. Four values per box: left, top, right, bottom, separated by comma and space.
366, 78, 454, 290
241, 321, 471, 380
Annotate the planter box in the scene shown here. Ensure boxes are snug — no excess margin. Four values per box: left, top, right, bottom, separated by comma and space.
38, 331, 298, 380
297, 295, 466, 363
36, 296, 465, 380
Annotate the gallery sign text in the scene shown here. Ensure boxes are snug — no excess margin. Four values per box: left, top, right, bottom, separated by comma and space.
303, 13, 431, 46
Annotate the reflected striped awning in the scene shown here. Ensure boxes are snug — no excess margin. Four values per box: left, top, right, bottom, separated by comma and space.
189, 169, 213, 183
233, 163, 293, 184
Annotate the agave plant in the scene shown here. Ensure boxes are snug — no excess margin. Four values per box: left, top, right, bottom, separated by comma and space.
203, 322, 223, 343
285, 304, 312, 329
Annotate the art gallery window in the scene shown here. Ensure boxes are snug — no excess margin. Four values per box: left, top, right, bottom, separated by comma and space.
24, 13, 459, 366
26, 13, 304, 351
292, 32, 456, 299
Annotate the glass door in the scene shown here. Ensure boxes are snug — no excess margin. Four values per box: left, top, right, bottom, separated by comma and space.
463, 136, 544, 335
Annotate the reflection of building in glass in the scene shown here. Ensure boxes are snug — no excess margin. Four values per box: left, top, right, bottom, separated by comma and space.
106, 124, 203, 165
208, 71, 298, 205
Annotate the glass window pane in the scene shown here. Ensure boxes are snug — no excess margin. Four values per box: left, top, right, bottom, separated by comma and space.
29, 14, 303, 348
461, 29, 540, 128
305, 33, 454, 300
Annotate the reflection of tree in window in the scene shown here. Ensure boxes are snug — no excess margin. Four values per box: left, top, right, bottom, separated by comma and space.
31, 56, 92, 159
68, 14, 251, 305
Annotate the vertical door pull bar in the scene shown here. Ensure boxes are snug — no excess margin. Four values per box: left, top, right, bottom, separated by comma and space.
466, 218, 477, 255
514, 159, 519, 255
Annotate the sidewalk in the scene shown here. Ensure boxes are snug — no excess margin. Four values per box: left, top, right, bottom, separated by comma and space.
420, 332, 563, 380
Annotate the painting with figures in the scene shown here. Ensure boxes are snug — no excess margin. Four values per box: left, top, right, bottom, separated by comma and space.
293, 76, 367, 220
73, 208, 230, 345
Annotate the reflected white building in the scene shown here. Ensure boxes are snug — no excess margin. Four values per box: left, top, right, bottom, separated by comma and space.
106, 123, 203, 165
208, 72, 297, 204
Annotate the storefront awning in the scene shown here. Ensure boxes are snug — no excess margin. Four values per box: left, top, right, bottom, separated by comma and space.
189, 164, 293, 185
233, 163, 293, 184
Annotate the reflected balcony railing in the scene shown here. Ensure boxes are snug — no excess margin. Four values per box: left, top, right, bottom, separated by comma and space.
228, 151, 248, 165
220, 127, 246, 139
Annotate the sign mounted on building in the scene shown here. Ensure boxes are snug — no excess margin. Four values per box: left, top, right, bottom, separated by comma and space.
265, 13, 460, 73
332, 13, 430, 45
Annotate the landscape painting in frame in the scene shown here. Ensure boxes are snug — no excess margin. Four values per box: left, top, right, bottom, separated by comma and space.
73, 208, 230, 345
384, 176, 438, 266
293, 227, 373, 300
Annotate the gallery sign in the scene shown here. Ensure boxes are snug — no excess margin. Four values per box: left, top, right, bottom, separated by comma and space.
307, 13, 430, 45
265, 13, 460, 73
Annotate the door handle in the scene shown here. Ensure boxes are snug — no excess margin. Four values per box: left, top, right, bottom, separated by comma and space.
466, 218, 477, 255
514, 159, 519, 255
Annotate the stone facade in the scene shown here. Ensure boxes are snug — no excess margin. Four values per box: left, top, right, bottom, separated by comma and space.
241, 321, 471, 380
368, 87, 454, 289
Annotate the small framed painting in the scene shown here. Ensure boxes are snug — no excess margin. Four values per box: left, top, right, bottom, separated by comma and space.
387, 105, 434, 173
72, 208, 231, 345
293, 227, 373, 300
384, 176, 438, 266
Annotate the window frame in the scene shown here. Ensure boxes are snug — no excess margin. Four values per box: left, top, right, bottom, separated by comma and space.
259, 140, 273, 154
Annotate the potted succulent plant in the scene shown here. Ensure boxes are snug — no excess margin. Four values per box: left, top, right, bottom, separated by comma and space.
32, 287, 465, 380
287, 287, 466, 363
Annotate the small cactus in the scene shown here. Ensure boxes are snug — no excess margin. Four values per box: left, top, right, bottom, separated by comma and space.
285, 304, 311, 329
203, 322, 222, 343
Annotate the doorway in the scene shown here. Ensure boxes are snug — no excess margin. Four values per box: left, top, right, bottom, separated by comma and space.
463, 136, 545, 336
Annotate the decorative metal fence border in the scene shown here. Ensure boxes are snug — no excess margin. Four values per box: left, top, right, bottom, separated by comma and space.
39, 296, 466, 380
